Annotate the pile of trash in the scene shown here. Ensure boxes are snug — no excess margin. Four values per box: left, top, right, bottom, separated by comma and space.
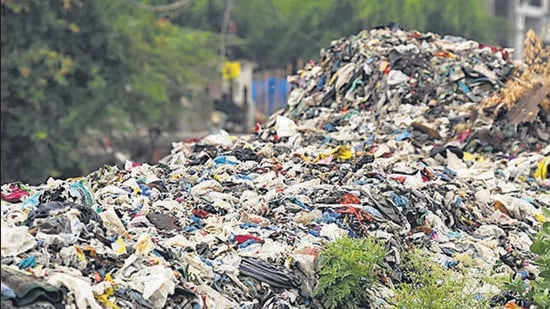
258, 28, 548, 154
2, 27, 549, 309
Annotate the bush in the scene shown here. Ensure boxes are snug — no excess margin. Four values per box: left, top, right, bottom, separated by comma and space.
394, 248, 495, 308
313, 236, 387, 309
504, 207, 550, 307
529, 208, 550, 306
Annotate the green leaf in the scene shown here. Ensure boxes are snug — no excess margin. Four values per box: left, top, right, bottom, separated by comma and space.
531, 241, 547, 255
539, 270, 550, 280
542, 222, 550, 236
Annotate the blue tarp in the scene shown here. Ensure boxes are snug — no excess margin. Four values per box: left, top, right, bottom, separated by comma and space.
251, 77, 289, 115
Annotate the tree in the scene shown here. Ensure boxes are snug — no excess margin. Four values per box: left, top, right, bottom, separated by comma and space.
353, 0, 506, 44
172, 0, 506, 69
1, 0, 219, 184
1, 0, 127, 184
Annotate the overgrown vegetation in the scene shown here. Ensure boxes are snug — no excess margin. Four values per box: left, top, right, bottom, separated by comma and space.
393, 248, 501, 308
313, 236, 387, 309
313, 237, 514, 308
502, 207, 550, 308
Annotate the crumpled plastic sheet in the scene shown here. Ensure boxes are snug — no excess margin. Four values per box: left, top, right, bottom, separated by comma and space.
2, 26, 550, 309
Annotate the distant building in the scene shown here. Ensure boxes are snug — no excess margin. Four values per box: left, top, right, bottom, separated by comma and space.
486, 0, 550, 58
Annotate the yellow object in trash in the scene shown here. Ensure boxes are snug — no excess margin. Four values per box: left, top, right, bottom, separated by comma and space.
135, 234, 155, 256
95, 274, 119, 309
112, 238, 127, 255
74, 246, 87, 262
533, 156, 549, 180
534, 213, 547, 224
314, 146, 353, 162
462, 152, 485, 162
103, 274, 115, 295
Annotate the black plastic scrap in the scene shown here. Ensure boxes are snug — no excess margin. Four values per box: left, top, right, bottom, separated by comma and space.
238, 257, 301, 289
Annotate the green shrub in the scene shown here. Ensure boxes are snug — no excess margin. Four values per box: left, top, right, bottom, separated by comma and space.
394, 248, 495, 309
313, 236, 387, 309
505, 207, 550, 307
529, 208, 550, 307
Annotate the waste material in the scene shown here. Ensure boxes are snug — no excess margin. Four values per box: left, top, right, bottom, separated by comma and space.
2, 26, 549, 308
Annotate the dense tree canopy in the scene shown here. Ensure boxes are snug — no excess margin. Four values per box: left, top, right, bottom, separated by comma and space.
1, 0, 219, 184
1, 0, 506, 184
2, 0, 126, 183
172, 0, 505, 68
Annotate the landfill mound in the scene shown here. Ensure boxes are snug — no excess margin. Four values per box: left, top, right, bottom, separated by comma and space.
258, 28, 548, 154
2, 27, 550, 309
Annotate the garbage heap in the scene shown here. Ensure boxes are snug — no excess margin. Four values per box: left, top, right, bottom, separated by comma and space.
2, 27, 549, 309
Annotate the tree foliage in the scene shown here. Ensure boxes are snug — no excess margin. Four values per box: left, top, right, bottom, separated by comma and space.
1, 0, 219, 184
1, 0, 125, 183
172, 0, 505, 68
107, 1, 219, 132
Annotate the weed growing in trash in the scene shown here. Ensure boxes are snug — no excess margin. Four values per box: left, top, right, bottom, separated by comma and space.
313, 236, 387, 309
503, 207, 550, 308
394, 247, 501, 309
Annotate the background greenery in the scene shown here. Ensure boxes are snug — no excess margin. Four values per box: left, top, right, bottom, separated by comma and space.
1, 0, 505, 184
